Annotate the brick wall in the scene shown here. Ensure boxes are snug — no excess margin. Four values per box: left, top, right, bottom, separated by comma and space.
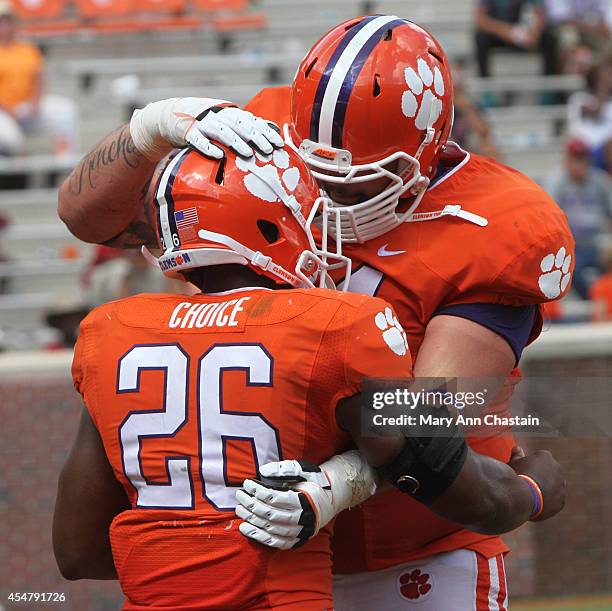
504, 355, 612, 599
0, 374, 122, 610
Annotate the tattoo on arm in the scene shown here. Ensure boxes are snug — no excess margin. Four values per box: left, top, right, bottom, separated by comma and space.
101, 178, 158, 249
68, 127, 141, 196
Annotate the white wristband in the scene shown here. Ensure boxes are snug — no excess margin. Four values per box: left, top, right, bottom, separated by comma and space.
320, 450, 379, 513
130, 98, 177, 161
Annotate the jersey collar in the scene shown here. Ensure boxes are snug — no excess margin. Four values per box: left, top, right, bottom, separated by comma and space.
206, 287, 274, 296
428, 142, 471, 191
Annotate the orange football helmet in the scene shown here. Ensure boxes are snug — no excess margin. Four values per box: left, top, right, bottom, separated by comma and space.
145, 146, 350, 289
286, 15, 454, 243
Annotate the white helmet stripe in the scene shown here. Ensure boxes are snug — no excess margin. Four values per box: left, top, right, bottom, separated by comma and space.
155, 148, 189, 252
318, 15, 398, 146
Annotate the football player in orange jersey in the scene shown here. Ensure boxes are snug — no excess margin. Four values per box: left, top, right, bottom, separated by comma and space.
53, 143, 404, 611
238, 18, 575, 610
53, 144, 564, 610
56, 16, 573, 611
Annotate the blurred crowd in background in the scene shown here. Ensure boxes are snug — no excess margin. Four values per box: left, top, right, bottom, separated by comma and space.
0, 1, 78, 156
1, 0, 612, 352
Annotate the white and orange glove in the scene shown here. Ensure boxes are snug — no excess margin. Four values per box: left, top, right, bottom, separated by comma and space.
235, 450, 378, 550
130, 97, 284, 161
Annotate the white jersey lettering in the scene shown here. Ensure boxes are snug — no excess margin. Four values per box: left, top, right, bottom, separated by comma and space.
168, 298, 251, 329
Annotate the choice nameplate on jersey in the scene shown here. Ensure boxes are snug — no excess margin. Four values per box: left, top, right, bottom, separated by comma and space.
165, 297, 250, 333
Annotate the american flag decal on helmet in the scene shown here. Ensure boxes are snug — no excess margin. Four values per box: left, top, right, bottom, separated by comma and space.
175, 207, 199, 230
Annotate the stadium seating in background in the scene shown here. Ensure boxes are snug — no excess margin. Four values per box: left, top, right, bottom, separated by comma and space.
14, 0, 267, 39
191, 0, 266, 48
11, 0, 65, 19
74, 0, 133, 19
194, 0, 247, 9
135, 0, 186, 13
2, 0, 610, 345
75, 0, 203, 34
14, 1, 77, 38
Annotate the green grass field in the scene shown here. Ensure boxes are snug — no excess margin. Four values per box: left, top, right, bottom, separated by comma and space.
513, 595, 612, 610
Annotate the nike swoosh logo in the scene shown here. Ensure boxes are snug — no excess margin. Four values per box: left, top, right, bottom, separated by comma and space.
377, 244, 406, 257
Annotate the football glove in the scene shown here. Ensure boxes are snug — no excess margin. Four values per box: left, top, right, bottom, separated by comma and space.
130, 97, 284, 161
236, 450, 378, 550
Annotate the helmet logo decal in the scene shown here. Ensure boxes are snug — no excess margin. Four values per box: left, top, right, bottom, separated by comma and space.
235, 149, 301, 203
402, 58, 445, 131
312, 146, 336, 160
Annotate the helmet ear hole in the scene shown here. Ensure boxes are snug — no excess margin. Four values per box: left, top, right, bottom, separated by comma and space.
373, 74, 381, 98
304, 57, 318, 78
257, 219, 280, 244
428, 48, 444, 64
214, 156, 226, 185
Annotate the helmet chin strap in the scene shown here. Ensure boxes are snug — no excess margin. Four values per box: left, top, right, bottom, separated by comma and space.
197, 229, 305, 287
196, 229, 350, 291
405, 204, 488, 227
414, 126, 435, 161
410, 95, 439, 190
141, 245, 160, 267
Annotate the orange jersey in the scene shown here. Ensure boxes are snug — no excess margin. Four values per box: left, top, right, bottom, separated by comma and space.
246, 87, 575, 572
331, 151, 575, 572
72, 287, 412, 610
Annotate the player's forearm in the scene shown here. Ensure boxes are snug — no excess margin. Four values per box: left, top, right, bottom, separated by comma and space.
429, 450, 533, 535
58, 124, 157, 244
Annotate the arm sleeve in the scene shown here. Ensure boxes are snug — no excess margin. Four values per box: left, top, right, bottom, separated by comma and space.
433, 303, 537, 364
344, 298, 413, 393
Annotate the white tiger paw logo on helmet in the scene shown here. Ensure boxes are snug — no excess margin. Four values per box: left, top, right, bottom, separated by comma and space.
539, 246, 572, 299
235, 149, 301, 203
401, 58, 445, 130
375, 307, 409, 356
